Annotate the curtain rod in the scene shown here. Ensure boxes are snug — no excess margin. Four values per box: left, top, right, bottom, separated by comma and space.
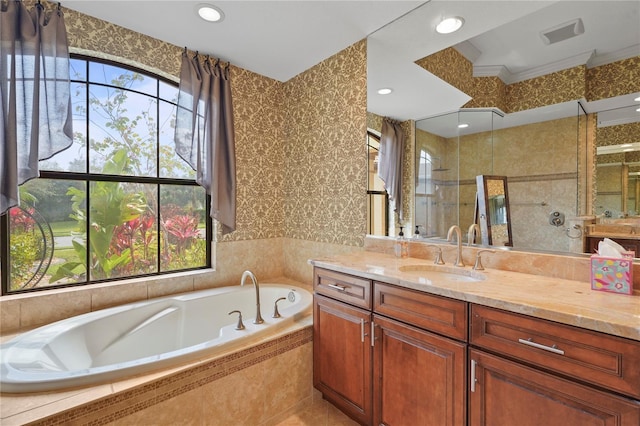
183, 46, 230, 68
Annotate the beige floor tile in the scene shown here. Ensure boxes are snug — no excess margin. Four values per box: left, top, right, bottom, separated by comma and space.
273, 397, 358, 426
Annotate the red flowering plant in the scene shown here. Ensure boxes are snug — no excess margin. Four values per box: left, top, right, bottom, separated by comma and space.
163, 214, 200, 255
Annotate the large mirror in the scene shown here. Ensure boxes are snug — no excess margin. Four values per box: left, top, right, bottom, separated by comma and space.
366, 0, 640, 256
413, 104, 587, 252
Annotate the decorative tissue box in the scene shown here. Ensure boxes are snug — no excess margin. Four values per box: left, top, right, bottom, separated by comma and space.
590, 251, 634, 295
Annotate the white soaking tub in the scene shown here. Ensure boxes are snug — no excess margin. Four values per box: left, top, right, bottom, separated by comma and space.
0, 283, 312, 393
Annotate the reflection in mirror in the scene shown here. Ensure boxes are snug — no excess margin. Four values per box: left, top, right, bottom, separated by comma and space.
476, 175, 513, 246
367, 1, 638, 257
367, 130, 389, 235
595, 104, 640, 219
414, 104, 586, 252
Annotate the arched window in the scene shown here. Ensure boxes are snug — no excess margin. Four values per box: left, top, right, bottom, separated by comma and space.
1, 56, 210, 294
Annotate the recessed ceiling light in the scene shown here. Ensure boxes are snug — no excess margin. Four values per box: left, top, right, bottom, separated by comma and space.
197, 4, 224, 22
436, 17, 464, 34
633, 96, 640, 102
458, 123, 469, 129
377, 88, 393, 95
636, 107, 640, 112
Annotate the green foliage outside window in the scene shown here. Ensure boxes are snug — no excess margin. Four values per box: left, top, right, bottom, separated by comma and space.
4, 58, 209, 294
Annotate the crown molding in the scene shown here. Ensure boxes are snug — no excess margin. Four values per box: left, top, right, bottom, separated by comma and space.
587, 44, 640, 68
469, 44, 640, 85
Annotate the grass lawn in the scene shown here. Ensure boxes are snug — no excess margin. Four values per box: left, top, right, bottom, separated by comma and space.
47, 247, 82, 279
50, 221, 80, 237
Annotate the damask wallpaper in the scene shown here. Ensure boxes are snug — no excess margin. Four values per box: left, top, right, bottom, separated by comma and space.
415, 46, 638, 114
414, 47, 474, 97
587, 57, 640, 101
60, 3, 368, 248
283, 41, 368, 246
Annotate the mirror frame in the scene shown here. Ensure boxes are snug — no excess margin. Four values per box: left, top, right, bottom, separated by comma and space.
476, 175, 513, 247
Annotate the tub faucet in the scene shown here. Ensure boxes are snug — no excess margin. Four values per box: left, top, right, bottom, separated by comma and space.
447, 225, 465, 267
241, 270, 264, 324
467, 224, 481, 246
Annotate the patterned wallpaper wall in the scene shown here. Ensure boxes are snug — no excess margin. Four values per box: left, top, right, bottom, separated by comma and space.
414, 48, 474, 98
283, 42, 368, 246
415, 47, 638, 113
466, 76, 507, 111
587, 57, 640, 101
505, 66, 586, 112
60, 4, 368, 247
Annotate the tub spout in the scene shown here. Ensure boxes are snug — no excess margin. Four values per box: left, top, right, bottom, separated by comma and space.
241, 270, 264, 324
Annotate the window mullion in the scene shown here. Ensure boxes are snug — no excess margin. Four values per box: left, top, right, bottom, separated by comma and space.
5, 56, 209, 295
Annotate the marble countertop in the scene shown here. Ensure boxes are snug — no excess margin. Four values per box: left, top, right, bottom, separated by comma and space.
309, 251, 640, 342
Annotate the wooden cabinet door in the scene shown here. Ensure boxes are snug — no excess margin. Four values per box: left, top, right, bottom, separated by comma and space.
373, 315, 467, 426
314, 294, 372, 425
469, 349, 640, 426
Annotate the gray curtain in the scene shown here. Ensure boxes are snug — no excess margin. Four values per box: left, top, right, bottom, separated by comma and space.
0, 1, 73, 214
174, 51, 236, 235
378, 118, 404, 221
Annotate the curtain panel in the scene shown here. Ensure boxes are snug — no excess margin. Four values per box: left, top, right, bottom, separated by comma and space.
174, 51, 236, 236
378, 118, 404, 222
0, 1, 73, 214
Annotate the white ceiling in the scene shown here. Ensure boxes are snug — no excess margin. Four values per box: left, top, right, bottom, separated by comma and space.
368, 0, 640, 122
62, 0, 424, 82
62, 0, 639, 126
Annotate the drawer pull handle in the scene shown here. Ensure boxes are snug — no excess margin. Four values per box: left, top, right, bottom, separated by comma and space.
327, 283, 348, 292
518, 338, 565, 355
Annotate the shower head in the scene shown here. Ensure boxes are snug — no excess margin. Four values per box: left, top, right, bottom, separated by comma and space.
431, 157, 449, 172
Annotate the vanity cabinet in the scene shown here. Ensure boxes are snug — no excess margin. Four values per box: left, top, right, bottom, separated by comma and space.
468, 349, 640, 426
314, 267, 640, 426
313, 268, 468, 426
313, 268, 374, 424
314, 293, 372, 424
469, 305, 640, 425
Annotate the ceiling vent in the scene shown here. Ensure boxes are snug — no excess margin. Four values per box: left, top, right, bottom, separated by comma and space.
540, 18, 584, 45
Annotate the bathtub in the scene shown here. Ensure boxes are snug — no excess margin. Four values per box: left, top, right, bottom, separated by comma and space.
0, 283, 312, 393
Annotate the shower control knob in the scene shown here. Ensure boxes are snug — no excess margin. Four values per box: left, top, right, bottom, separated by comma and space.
549, 211, 565, 227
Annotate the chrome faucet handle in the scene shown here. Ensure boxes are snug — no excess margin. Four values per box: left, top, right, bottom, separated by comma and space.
425, 244, 445, 265
228, 310, 246, 330
273, 297, 286, 318
473, 249, 496, 271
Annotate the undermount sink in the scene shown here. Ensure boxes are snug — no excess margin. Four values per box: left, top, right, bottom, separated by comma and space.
398, 264, 485, 282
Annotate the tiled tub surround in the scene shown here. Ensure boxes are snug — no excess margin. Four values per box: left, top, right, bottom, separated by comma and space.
1, 301, 313, 425
317, 237, 640, 341
0, 237, 361, 425
1, 284, 312, 393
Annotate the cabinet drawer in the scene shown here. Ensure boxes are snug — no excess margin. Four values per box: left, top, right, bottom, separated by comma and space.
470, 304, 640, 399
374, 282, 467, 341
314, 268, 371, 309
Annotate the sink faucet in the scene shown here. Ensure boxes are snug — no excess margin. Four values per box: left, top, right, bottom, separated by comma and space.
447, 225, 465, 267
241, 270, 264, 324
467, 224, 481, 246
